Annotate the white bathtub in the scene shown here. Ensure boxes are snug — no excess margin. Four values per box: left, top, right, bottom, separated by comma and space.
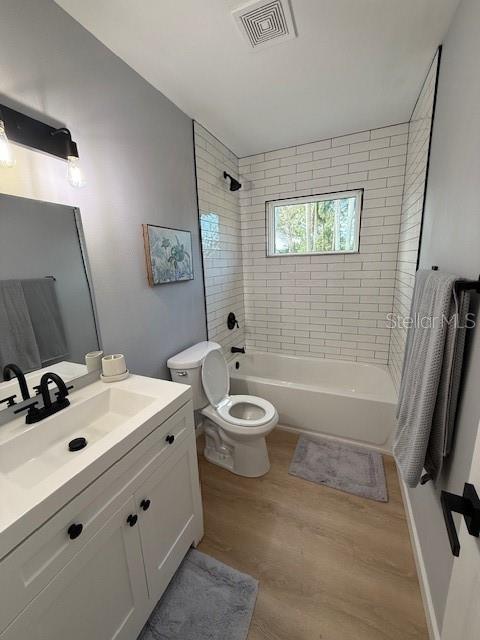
229, 350, 397, 452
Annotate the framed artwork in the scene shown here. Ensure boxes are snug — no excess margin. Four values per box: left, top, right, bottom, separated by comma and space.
143, 224, 194, 286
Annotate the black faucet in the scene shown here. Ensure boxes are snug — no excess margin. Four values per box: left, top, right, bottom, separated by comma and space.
231, 346, 246, 354
39, 373, 71, 409
14, 372, 72, 424
3, 363, 31, 401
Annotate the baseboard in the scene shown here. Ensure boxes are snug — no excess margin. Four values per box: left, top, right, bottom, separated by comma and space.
397, 468, 441, 640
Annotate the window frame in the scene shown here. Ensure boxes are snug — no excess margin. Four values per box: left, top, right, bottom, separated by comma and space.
265, 188, 363, 258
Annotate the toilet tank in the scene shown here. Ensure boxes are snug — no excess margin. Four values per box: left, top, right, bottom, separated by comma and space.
167, 341, 222, 410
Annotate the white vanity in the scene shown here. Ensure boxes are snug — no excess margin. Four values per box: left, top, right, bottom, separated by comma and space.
0, 375, 203, 640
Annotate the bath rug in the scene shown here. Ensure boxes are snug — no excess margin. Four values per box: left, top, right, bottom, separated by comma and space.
138, 548, 258, 640
289, 436, 388, 502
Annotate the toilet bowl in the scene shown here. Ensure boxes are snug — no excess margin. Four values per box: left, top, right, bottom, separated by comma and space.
167, 341, 278, 477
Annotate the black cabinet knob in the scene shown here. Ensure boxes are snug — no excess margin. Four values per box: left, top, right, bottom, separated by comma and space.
166, 434, 175, 444
67, 523, 83, 540
140, 499, 151, 511
126, 514, 138, 527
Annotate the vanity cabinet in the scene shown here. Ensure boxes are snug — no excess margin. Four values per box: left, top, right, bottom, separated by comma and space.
135, 434, 200, 602
0, 496, 149, 640
0, 400, 203, 640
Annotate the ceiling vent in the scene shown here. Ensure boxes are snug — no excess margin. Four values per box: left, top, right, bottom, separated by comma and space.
232, 0, 297, 50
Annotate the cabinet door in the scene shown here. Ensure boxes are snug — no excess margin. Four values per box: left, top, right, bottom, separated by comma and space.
1, 497, 149, 640
135, 433, 203, 602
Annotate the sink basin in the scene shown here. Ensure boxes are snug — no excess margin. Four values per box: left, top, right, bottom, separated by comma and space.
0, 387, 155, 489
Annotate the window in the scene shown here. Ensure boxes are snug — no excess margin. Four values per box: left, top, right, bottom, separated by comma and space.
266, 189, 362, 257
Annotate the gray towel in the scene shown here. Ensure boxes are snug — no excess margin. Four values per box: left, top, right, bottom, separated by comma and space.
0, 280, 42, 372
427, 286, 470, 473
21, 278, 69, 365
394, 270, 470, 487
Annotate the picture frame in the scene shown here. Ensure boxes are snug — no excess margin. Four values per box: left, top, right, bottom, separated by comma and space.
142, 224, 194, 286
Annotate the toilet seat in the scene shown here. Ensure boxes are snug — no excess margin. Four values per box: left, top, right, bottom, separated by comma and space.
201, 349, 230, 407
217, 395, 276, 427
201, 350, 277, 430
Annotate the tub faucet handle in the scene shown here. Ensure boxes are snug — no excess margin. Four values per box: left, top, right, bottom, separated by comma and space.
227, 312, 240, 330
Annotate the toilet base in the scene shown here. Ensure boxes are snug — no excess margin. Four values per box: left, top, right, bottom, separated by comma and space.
204, 443, 235, 473
204, 423, 271, 477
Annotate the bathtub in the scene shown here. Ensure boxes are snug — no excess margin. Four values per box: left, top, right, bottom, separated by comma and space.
229, 350, 397, 452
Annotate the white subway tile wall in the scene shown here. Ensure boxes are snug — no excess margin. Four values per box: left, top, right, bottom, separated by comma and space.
388, 52, 439, 388
238, 124, 409, 364
194, 123, 245, 357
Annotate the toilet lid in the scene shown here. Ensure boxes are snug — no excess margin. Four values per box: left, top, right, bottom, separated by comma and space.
201, 349, 230, 408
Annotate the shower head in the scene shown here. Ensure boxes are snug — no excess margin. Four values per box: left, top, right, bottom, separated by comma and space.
223, 171, 242, 191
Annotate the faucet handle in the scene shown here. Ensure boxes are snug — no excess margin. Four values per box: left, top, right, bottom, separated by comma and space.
13, 400, 40, 425
33, 379, 56, 395
13, 400, 38, 415
0, 394, 17, 408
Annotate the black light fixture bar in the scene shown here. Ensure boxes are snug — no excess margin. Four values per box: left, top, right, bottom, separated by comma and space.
0, 104, 78, 160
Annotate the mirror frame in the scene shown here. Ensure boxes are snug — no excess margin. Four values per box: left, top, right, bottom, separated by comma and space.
0, 201, 103, 425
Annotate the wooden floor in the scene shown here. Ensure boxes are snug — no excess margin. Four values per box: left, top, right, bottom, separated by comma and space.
197, 429, 428, 640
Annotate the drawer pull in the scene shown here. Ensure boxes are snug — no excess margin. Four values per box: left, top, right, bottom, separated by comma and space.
166, 434, 175, 444
67, 523, 83, 540
140, 499, 151, 511
126, 514, 138, 527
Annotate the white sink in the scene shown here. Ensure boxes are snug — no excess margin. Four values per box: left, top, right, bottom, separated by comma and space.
0, 387, 155, 489
0, 374, 192, 560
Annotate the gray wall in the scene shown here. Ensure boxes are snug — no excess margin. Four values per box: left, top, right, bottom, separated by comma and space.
0, 194, 99, 364
410, 0, 480, 628
0, 0, 206, 379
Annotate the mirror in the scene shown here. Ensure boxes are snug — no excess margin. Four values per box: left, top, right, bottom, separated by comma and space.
0, 194, 100, 410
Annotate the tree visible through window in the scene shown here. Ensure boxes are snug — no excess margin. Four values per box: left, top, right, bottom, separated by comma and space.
267, 190, 362, 256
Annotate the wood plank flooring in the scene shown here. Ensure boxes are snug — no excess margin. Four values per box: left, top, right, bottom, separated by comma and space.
197, 429, 429, 640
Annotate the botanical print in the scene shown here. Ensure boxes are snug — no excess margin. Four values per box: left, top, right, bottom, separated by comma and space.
143, 224, 193, 286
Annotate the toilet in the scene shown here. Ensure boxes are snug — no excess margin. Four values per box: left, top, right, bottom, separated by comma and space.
167, 341, 278, 477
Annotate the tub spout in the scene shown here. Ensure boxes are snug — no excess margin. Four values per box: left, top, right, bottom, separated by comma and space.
231, 346, 246, 354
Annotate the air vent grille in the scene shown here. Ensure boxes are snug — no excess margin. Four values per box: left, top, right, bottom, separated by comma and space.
233, 0, 296, 49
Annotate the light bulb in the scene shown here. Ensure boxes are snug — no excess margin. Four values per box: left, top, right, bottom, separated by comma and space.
0, 119, 15, 168
67, 155, 85, 187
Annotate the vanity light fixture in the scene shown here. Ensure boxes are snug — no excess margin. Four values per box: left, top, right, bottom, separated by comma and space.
0, 104, 84, 187
0, 117, 15, 168
51, 127, 85, 187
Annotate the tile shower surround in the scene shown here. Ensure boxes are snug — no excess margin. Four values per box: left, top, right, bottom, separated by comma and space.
388, 53, 439, 388
238, 124, 408, 365
195, 77, 435, 372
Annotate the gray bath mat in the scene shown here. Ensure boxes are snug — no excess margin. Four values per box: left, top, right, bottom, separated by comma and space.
138, 549, 258, 640
289, 436, 388, 502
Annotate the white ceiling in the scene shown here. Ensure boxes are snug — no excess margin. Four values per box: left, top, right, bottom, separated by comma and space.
55, 0, 460, 157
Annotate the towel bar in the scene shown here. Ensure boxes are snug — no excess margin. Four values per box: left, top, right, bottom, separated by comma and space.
431, 266, 480, 293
